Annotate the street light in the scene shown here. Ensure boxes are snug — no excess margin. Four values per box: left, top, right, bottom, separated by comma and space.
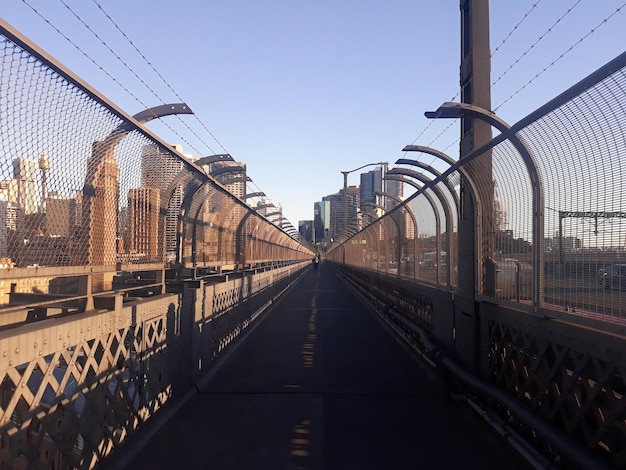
341, 161, 388, 237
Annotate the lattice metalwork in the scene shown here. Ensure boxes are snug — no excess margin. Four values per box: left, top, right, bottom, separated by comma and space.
0, 295, 174, 469
0, 261, 307, 470
487, 310, 626, 467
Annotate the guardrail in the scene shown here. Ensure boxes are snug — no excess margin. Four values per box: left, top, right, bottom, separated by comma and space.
0, 261, 309, 469
326, 51, 626, 468
0, 19, 315, 469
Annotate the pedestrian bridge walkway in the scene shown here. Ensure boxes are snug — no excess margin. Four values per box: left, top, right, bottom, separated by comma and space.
115, 263, 524, 470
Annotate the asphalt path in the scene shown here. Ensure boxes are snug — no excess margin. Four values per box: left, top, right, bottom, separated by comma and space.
125, 263, 528, 469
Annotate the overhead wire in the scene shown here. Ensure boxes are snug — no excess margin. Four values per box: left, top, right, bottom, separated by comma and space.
491, 0, 583, 90
405, 0, 543, 168
491, 0, 543, 58
494, 1, 626, 112
84, 1, 285, 212
56, 0, 215, 157
90, 0, 229, 156
21, 0, 287, 225
406, 0, 623, 171
21, 0, 207, 156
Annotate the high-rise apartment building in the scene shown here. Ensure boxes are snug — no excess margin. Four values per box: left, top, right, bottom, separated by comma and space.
0, 201, 18, 258
313, 200, 330, 243
322, 186, 358, 241
0, 180, 19, 258
209, 160, 247, 199
254, 198, 282, 226
298, 220, 313, 243
360, 167, 382, 214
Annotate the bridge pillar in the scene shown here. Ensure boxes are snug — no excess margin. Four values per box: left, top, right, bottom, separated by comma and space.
456, 0, 492, 373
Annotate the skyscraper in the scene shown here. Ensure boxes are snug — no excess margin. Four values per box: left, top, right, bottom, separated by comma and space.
140, 144, 186, 259
0, 200, 18, 258
80, 140, 120, 267
45, 196, 76, 237
209, 160, 247, 199
298, 220, 313, 242
360, 167, 382, 214
128, 187, 161, 261
13, 158, 38, 215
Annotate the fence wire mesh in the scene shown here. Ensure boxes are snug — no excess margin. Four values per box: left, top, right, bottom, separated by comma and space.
328, 51, 626, 326
0, 20, 313, 470
0, 25, 311, 307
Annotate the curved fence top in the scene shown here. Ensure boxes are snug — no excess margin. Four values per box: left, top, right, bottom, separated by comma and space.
0, 20, 313, 296
327, 51, 626, 330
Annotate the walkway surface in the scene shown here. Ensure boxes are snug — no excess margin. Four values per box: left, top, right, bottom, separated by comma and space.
123, 263, 527, 469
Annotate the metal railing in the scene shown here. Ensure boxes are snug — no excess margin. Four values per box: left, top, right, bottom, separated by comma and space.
327, 51, 626, 468
0, 19, 314, 469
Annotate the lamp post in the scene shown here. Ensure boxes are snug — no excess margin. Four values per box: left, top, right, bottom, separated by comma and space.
341, 161, 387, 237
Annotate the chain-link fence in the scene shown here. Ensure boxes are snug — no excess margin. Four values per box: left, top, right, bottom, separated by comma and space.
0, 18, 314, 470
328, 51, 626, 325
0, 20, 312, 308
327, 51, 626, 468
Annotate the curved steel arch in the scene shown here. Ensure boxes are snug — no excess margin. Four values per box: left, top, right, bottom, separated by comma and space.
375, 191, 419, 278
400, 142, 481, 226
394, 158, 460, 211
401, 145, 456, 166
384, 173, 450, 284
195, 154, 233, 166
363, 201, 404, 274
130, 103, 194, 126
209, 165, 247, 177
81, 103, 193, 265
426, 101, 543, 309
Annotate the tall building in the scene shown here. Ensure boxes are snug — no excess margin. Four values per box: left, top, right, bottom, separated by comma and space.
0, 200, 18, 258
360, 165, 403, 213
313, 200, 330, 243
0, 180, 19, 258
360, 167, 382, 214
209, 160, 247, 199
45, 195, 76, 237
13, 158, 38, 215
322, 186, 358, 241
254, 198, 282, 226
79, 140, 120, 267
298, 220, 313, 242
140, 144, 187, 259
386, 178, 403, 197
128, 187, 161, 261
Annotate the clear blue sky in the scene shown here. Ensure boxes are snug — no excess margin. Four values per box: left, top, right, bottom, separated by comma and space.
2, 0, 625, 226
